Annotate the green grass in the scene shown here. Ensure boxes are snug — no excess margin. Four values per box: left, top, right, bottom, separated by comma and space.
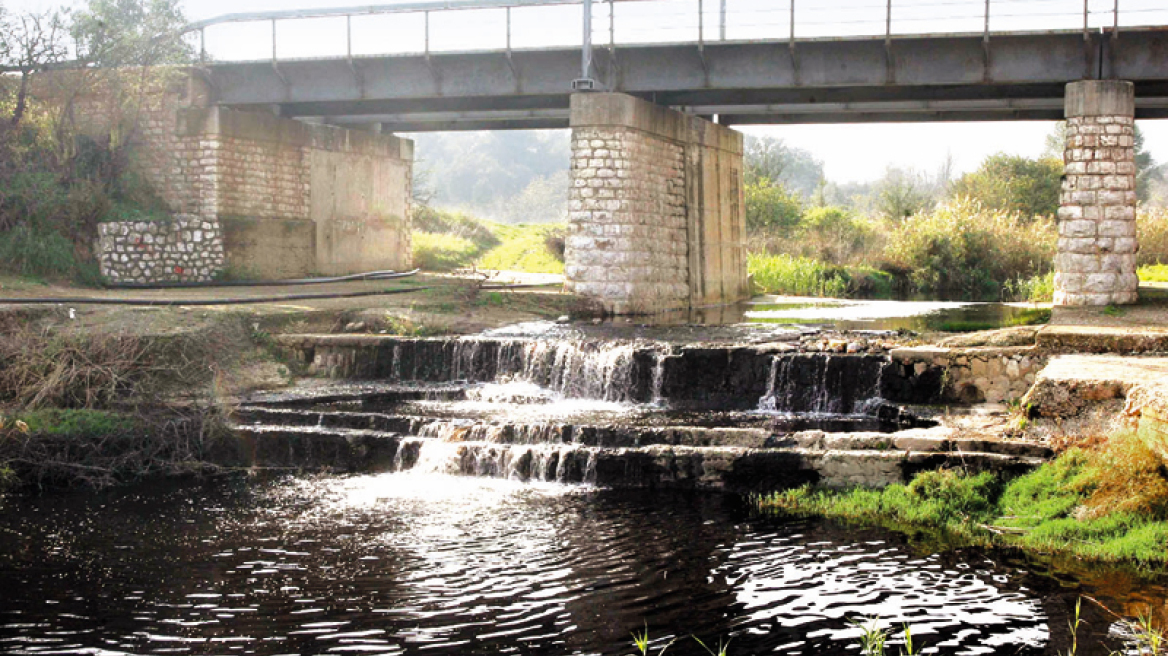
410, 209, 566, 274
748, 253, 894, 299
748, 253, 849, 298
757, 426, 1168, 566
1140, 263, 1168, 283
477, 224, 565, 274
412, 231, 481, 271
15, 409, 137, 437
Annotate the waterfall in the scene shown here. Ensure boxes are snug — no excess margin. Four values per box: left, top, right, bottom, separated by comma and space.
393, 437, 598, 484
757, 354, 887, 415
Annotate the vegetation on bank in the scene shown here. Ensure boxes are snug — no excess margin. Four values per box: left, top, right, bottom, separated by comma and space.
757, 423, 1168, 566
412, 206, 567, 274
0, 0, 192, 286
742, 131, 1167, 302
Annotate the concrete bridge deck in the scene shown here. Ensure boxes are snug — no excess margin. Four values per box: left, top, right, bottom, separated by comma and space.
206, 28, 1168, 131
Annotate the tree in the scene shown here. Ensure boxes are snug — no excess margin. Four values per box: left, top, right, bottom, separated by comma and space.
0, 8, 70, 131
950, 154, 1063, 218
875, 166, 930, 220
744, 135, 825, 198
745, 177, 802, 232
71, 0, 192, 68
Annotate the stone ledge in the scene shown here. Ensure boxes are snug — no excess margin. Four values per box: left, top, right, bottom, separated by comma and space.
1036, 325, 1168, 353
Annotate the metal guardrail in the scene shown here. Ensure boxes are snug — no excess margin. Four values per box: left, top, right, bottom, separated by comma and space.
182, 0, 1164, 90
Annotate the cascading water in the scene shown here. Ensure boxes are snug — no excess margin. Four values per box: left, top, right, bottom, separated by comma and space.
238, 334, 967, 489
756, 352, 888, 415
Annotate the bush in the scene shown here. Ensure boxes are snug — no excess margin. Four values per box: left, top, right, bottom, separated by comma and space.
797, 206, 876, 264
950, 153, 1064, 218
1138, 207, 1168, 266
883, 199, 1056, 299
745, 178, 802, 232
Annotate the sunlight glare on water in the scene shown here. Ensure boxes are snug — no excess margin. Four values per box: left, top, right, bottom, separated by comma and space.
0, 472, 1096, 655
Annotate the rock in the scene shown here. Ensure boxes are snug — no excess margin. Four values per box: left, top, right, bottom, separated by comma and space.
343, 321, 367, 333
555, 315, 571, 324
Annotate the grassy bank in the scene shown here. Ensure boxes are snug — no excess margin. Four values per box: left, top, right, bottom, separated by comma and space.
412, 207, 566, 274
757, 423, 1168, 566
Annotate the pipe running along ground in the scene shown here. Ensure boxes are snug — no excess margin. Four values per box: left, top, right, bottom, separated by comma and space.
0, 279, 562, 307
104, 269, 422, 289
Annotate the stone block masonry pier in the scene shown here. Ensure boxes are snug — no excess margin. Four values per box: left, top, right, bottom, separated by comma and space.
565, 93, 750, 315
1056, 80, 1139, 306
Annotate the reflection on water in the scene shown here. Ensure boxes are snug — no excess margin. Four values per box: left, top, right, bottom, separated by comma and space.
1, 473, 1152, 655
744, 298, 1050, 332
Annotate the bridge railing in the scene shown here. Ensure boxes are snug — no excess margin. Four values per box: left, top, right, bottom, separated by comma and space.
182, 0, 1168, 67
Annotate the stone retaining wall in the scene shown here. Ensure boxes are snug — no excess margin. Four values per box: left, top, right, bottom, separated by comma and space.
97, 215, 224, 283
891, 346, 1048, 404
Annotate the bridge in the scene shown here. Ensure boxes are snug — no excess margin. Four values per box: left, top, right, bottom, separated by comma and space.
85, 1, 1168, 311
187, 0, 1168, 130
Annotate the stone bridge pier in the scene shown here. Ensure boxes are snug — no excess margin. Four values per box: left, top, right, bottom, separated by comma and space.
1056, 80, 1139, 306
564, 93, 750, 315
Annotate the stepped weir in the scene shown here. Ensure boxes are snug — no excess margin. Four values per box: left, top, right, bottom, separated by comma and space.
227, 332, 1049, 490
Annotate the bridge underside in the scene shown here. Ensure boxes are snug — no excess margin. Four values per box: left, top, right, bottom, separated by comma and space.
204, 29, 1168, 131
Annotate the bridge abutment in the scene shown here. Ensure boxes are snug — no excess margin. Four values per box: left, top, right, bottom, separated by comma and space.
1055, 80, 1138, 306
565, 93, 749, 315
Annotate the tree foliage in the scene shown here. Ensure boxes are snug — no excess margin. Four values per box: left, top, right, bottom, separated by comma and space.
743, 135, 825, 198
745, 178, 803, 232
950, 153, 1063, 219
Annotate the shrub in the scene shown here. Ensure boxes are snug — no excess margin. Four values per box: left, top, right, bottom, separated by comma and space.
1138, 207, 1168, 266
745, 178, 802, 232
797, 206, 875, 264
950, 153, 1064, 218
883, 199, 1056, 299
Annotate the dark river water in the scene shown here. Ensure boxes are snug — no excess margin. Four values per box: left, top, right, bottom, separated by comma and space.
0, 473, 1162, 656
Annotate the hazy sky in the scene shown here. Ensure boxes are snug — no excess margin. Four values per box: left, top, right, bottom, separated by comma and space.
7, 0, 1167, 182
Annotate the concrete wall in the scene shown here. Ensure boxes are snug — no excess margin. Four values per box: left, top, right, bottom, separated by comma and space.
65, 70, 412, 282
175, 105, 413, 279
566, 93, 749, 314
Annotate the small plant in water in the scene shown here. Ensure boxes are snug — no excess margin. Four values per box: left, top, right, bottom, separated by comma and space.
630, 624, 676, 656
693, 635, 732, 656
1063, 598, 1083, 656
853, 616, 890, 655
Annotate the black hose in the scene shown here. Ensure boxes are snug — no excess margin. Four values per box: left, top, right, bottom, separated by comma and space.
104, 269, 421, 289
0, 280, 563, 307
0, 286, 433, 307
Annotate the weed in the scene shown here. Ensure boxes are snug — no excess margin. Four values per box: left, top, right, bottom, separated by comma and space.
630, 624, 676, 656
852, 616, 889, 655
692, 636, 731, 656
1102, 304, 1126, 317
477, 223, 566, 274
1141, 263, 1168, 283
1062, 598, 1082, 656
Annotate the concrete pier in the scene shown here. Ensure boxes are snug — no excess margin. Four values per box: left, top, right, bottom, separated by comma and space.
565, 93, 749, 315
1055, 80, 1138, 306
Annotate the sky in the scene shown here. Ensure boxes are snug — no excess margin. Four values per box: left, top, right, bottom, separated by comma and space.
6, 0, 1168, 183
